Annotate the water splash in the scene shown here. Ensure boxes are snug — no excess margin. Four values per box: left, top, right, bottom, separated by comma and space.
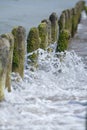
0, 44, 86, 130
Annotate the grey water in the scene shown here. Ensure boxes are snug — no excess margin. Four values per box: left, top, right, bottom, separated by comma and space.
0, 0, 87, 130
0, 0, 84, 34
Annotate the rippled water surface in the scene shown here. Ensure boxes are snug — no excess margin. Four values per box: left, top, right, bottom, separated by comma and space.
0, 0, 87, 130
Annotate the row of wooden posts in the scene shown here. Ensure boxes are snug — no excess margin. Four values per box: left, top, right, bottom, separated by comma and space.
0, 0, 86, 101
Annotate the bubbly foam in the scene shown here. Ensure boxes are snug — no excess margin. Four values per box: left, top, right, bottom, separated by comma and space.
0, 44, 86, 130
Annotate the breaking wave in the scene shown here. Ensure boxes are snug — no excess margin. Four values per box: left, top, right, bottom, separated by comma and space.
0, 43, 86, 130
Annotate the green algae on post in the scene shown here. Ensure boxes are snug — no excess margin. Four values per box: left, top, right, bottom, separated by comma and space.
38, 22, 48, 49
27, 27, 40, 53
12, 26, 26, 78
27, 27, 40, 66
41, 19, 52, 45
56, 29, 70, 52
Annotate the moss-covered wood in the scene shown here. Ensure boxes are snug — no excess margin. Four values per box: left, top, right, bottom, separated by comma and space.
57, 0, 85, 52
27, 27, 40, 66
71, 1, 85, 36
38, 23, 48, 49
27, 27, 40, 53
71, 8, 78, 36
58, 12, 65, 32
56, 29, 70, 52
12, 26, 26, 78
49, 12, 59, 43
28, 52, 38, 68
65, 10, 73, 33
41, 19, 52, 44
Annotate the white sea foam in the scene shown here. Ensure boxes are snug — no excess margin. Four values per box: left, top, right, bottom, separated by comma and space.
0, 44, 87, 130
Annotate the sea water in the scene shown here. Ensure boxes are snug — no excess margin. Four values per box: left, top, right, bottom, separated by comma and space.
0, 0, 84, 34
0, 0, 87, 130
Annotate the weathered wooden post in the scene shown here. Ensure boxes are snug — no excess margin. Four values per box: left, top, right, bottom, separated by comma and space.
56, 29, 70, 52
65, 9, 72, 33
12, 26, 26, 78
72, 1, 85, 36
58, 12, 65, 32
49, 12, 59, 43
56, 1, 85, 52
71, 7, 77, 36
41, 19, 52, 45
27, 27, 40, 66
1, 33, 14, 92
38, 22, 48, 49
0, 37, 10, 101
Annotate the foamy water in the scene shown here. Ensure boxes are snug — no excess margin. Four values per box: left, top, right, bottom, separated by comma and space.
0, 44, 87, 130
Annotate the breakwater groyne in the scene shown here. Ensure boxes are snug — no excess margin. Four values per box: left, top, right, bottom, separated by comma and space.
0, 0, 86, 101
